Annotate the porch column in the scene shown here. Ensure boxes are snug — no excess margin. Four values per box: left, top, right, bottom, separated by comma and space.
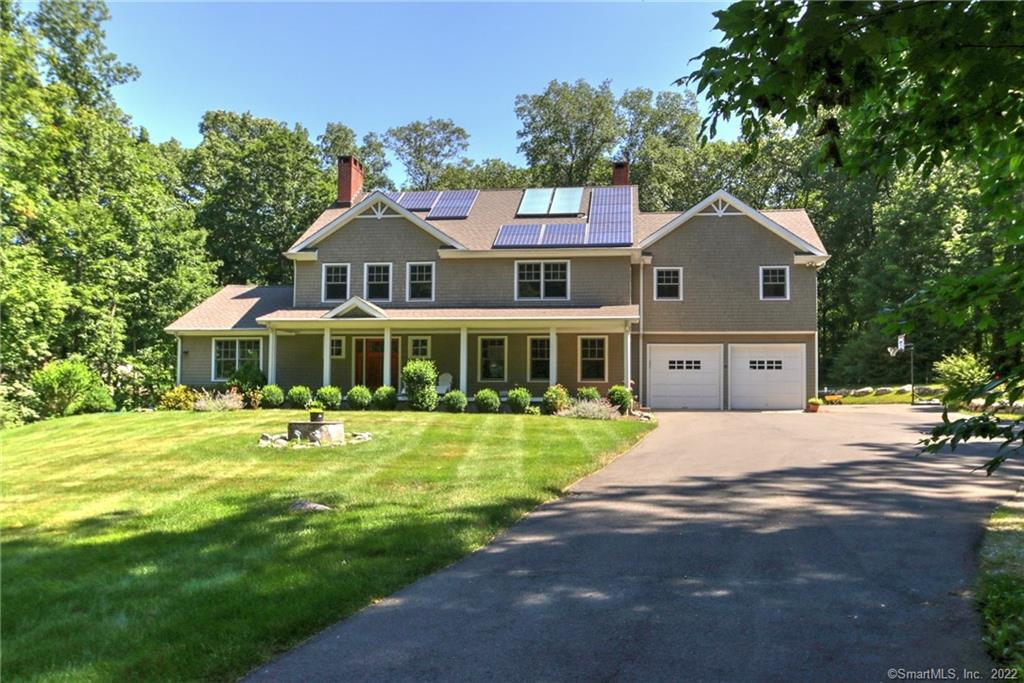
459, 327, 468, 393
322, 328, 331, 387
175, 336, 182, 385
268, 329, 277, 385
623, 328, 631, 390
549, 327, 558, 386
383, 326, 392, 388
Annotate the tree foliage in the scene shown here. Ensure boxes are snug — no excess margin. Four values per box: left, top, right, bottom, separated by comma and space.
385, 118, 469, 190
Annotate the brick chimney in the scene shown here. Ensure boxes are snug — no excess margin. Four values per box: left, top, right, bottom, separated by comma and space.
337, 156, 364, 206
612, 161, 630, 186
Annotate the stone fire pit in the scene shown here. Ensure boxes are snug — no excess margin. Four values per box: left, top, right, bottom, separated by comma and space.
258, 420, 372, 448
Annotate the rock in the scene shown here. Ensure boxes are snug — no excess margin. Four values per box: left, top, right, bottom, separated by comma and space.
850, 387, 874, 397
895, 385, 912, 394
874, 387, 895, 395
835, 388, 850, 397
969, 398, 987, 411
289, 500, 332, 512
348, 431, 372, 444
312, 423, 346, 445
917, 386, 944, 397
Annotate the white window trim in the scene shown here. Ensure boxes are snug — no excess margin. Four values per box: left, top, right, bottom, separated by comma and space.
321, 262, 350, 303
477, 335, 508, 383
409, 336, 432, 358
364, 262, 393, 302
330, 337, 346, 359
526, 335, 551, 383
759, 265, 790, 301
405, 261, 436, 302
577, 335, 608, 384
653, 266, 684, 301
210, 337, 263, 382
513, 260, 571, 302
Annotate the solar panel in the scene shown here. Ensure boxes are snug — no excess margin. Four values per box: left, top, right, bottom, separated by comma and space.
382, 191, 402, 202
587, 186, 633, 245
427, 189, 479, 219
398, 191, 441, 211
549, 188, 584, 215
493, 224, 543, 248
541, 223, 587, 246
517, 188, 554, 216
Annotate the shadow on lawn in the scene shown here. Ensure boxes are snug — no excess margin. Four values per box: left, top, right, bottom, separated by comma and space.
1, 488, 557, 682
244, 435, 1024, 683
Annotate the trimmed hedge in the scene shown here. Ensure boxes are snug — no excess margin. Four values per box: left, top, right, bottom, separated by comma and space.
346, 385, 372, 410
507, 387, 532, 414
286, 385, 312, 408
541, 384, 570, 415
443, 390, 468, 413
576, 387, 601, 402
607, 385, 632, 414
474, 388, 501, 413
402, 359, 439, 412
261, 384, 284, 408
316, 385, 343, 409
372, 385, 398, 410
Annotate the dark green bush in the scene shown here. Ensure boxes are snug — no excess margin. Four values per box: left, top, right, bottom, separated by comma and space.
507, 387, 532, 414
474, 388, 501, 413
227, 362, 266, 393
576, 386, 601, 402
346, 385, 372, 410
372, 385, 398, 410
443, 390, 468, 413
541, 384, 570, 415
402, 359, 438, 411
607, 385, 633, 414
933, 351, 991, 405
111, 348, 174, 410
30, 357, 114, 418
261, 384, 284, 407
286, 385, 312, 408
316, 385, 343, 409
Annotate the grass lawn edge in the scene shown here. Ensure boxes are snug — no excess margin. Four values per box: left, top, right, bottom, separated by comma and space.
978, 484, 1024, 677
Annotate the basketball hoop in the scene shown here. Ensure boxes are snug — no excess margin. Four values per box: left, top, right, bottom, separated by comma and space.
887, 346, 899, 357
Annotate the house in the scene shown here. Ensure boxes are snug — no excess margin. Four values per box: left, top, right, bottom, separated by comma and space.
166, 157, 829, 410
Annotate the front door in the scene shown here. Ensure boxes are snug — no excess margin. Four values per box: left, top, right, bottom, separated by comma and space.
355, 338, 400, 389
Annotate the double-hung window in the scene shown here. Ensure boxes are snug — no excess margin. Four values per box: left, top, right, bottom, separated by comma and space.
760, 266, 789, 300
406, 262, 435, 302
578, 336, 607, 383
322, 263, 349, 301
212, 338, 262, 382
516, 261, 569, 300
478, 337, 507, 382
528, 337, 550, 382
364, 263, 392, 302
654, 267, 683, 300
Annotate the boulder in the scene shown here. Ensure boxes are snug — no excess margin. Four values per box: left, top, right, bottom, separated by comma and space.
874, 387, 895, 396
895, 385, 912, 394
850, 387, 874, 397
311, 423, 346, 445
348, 431, 372, 444
917, 386, 945, 397
289, 500, 332, 513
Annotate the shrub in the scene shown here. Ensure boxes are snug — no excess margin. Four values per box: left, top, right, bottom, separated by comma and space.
346, 385, 372, 410
402, 359, 439, 412
111, 348, 174, 410
287, 385, 312, 408
525, 405, 541, 416
245, 389, 263, 409
933, 351, 991, 405
474, 388, 501, 413
30, 357, 114, 418
306, 400, 324, 411
507, 387, 532, 414
607, 385, 633, 415
316, 385, 343, 409
160, 385, 197, 411
228, 362, 266, 393
559, 398, 620, 420
0, 378, 38, 428
193, 388, 244, 412
261, 384, 285, 408
576, 386, 601, 402
541, 384, 570, 415
807, 397, 824, 406
372, 385, 398, 410
443, 389, 468, 413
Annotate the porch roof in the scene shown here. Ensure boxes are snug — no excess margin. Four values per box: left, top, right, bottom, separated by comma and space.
256, 304, 639, 323
164, 285, 292, 332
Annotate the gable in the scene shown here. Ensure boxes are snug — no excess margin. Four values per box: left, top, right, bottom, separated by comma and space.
322, 296, 387, 319
639, 190, 826, 256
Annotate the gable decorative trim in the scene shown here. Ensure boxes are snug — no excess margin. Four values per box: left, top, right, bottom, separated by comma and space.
321, 296, 389, 319
288, 191, 466, 253
639, 189, 826, 256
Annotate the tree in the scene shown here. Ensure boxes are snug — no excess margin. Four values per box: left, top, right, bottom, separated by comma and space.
317, 123, 394, 191
434, 158, 535, 190
686, 0, 1024, 471
385, 118, 468, 190
184, 110, 332, 284
515, 79, 621, 186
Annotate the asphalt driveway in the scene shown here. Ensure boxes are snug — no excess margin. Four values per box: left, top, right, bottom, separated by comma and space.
248, 405, 1022, 682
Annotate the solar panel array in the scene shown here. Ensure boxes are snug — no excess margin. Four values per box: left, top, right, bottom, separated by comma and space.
382, 191, 402, 202
397, 191, 441, 211
517, 188, 554, 216
517, 187, 584, 216
427, 190, 479, 219
587, 186, 633, 245
541, 223, 586, 246
493, 224, 543, 247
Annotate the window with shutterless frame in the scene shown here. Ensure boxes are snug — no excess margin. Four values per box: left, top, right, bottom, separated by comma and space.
759, 266, 789, 300
515, 260, 569, 300
478, 336, 507, 382
527, 336, 551, 382
212, 338, 262, 382
364, 262, 392, 301
653, 267, 683, 300
322, 263, 350, 301
406, 262, 435, 302
578, 336, 607, 383
409, 336, 431, 359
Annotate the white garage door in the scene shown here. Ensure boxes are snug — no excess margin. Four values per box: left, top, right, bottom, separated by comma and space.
729, 343, 806, 410
647, 344, 722, 410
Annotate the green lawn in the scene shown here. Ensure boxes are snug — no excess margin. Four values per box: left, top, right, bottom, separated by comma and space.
836, 385, 946, 404
979, 493, 1024, 677
1, 410, 653, 682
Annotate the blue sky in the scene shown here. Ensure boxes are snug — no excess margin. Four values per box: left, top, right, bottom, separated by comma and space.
104, 2, 734, 182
